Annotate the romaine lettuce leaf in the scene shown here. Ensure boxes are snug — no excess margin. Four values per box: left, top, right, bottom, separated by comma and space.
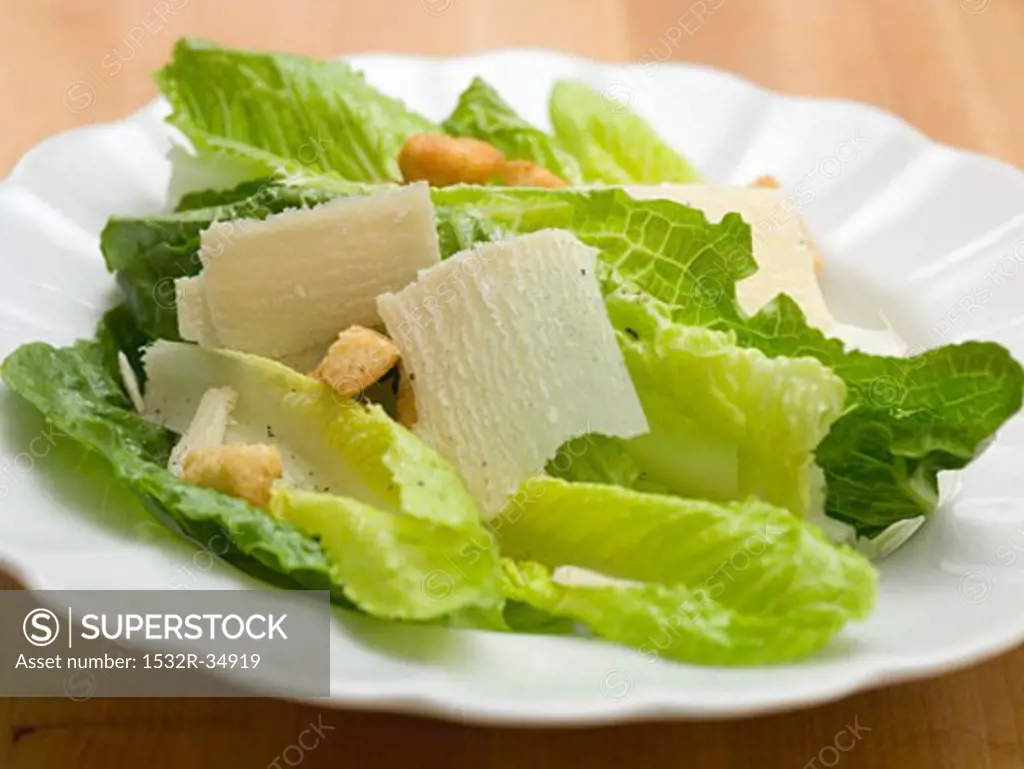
1, 339, 333, 588
142, 341, 503, 618
552, 292, 845, 518
549, 80, 702, 184
271, 490, 499, 620
174, 177, 288, 212
745, 300, 1024, 534
1, 336, 500, 620
499, 598, 575, 635
432, 185, 1024, 533
442, 77, 584, 184
502, 561, 857, 665
497, 477, 875, 664
156, 39, 437, 185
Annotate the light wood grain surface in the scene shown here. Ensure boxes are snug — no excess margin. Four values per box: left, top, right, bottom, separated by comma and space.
2, 1, 1023, 766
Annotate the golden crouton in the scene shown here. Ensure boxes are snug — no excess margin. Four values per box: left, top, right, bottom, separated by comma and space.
311, 326, 401, 398
395, 363, 417, 428
499, 159, 568, 189
398, 134, 506, 187
183, 444, 283, 507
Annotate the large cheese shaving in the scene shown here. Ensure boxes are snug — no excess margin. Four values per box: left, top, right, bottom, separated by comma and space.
377, 229, 649, 517
166, 386, 238, 476
180, 183, 441, 361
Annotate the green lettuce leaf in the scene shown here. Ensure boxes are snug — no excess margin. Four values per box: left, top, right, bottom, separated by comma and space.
431, 185, 1024, 533
174, 177, 286, 212
744, 301, 1024, 534
499, 599, 576, 635
442, 77, 584, 184
502, 561, 855, 665
271, 490, 498, 620
142, 341, 503, 619
156, 38, 437, 184
552, 292, 846, 518
97, 301, 153, 381
1, 340, 332, 589
497, 477, 875, 664
549, 80, 702, 184
1, 335, 500, 620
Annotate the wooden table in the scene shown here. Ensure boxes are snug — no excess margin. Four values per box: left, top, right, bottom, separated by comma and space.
2, 1, 1023, 766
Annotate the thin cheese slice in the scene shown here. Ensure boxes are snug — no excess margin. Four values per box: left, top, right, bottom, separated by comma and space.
377, 229, 649, 517
624, 184, 835, 330
117, 352, 144, 412
552, 566, 642, 588
166, 386, 238, 475
191, 183, 441, 360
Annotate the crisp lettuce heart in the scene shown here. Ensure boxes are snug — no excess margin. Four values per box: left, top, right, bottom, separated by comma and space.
156, 38, 437, 185
442, 77, 584, 184
496, 477, 875, 664
548, 80, 702, 184
552, 293, 845, 518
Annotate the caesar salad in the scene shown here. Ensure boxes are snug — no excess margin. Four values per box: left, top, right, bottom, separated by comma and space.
4, 39, 1021, 666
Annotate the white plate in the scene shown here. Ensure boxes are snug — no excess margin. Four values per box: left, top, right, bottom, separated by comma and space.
2, 49, 1024, 725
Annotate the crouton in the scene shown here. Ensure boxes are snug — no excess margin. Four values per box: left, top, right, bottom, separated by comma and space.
398, 134, 506, 186
311, 325, 401, 398
182, 444, 283, 507
499, 159, 568, 189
